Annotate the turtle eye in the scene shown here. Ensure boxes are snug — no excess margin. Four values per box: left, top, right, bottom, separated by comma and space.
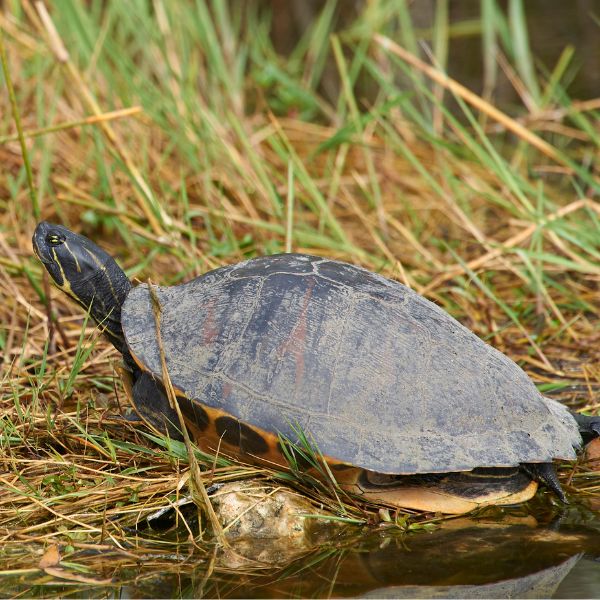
46, 233, 66, 247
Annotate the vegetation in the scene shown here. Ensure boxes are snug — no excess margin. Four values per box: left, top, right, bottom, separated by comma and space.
0, 0, 599, 594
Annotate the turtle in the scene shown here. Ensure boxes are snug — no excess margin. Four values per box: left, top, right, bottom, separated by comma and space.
32, 221, 600, 514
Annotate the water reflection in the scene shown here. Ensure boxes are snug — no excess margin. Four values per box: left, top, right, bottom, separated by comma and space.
4, 507, 600, 598
122, 507, 600, 598
361, 555, 581, 599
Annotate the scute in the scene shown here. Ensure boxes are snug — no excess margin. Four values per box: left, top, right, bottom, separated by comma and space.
122, 254, 580, 474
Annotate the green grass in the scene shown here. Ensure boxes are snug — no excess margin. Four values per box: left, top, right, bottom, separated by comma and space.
1, 0, 600, 595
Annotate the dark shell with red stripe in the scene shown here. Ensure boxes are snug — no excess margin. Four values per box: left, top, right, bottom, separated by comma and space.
122, 253, 580, 475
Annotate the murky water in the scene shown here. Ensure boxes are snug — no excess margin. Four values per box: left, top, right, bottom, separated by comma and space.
152, 507, 600, 599
4, 502, 600, 598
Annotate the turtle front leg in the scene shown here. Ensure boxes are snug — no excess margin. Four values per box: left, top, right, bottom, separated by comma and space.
122, 369, 184, 441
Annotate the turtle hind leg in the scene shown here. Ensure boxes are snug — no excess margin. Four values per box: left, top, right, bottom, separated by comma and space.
570, 411, 600, 444
522, 462, 567, 503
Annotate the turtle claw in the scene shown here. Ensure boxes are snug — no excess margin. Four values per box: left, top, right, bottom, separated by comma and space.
522, 463, 567, 503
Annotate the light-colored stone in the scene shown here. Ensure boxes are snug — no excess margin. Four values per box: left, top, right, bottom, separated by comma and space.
212, 480, 329, 539
211, 480, 338, 566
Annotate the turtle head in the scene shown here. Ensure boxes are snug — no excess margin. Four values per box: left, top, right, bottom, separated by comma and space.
33, 221, 132, 355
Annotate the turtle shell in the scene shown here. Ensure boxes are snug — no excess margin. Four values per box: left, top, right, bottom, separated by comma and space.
122, 254, 580, 474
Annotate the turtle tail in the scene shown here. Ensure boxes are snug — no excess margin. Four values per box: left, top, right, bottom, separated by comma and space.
522, 462, 567, 503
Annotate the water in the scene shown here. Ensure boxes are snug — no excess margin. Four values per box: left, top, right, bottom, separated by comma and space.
5, 503, 600, 598
126, 506, 600, 598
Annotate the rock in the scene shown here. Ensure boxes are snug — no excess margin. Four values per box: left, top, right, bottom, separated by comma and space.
211, 480, 339, 566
